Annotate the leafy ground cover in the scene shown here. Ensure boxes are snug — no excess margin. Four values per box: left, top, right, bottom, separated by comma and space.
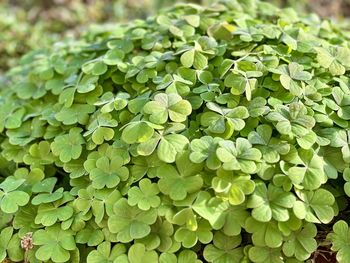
1, 0, 350, 76
0, 0, 204, 75
1, 0, 350, 262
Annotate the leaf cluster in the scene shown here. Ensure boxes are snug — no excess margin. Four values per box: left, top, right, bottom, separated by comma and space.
1, 0, 350, 262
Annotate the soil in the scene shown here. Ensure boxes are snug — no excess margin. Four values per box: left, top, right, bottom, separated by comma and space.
312, 246, 337, 263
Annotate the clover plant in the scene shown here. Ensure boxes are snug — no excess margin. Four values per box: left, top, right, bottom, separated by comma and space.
2, 0, 350, 262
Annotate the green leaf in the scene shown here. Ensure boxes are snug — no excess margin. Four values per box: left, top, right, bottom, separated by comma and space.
216, 138, 261, 173
0, 177, 30, 214
0, 227, 13, 261
180, 48, 208, 70
212, 168, 255, 205
121, 122, 154, 144
247, 182, 295, 222
248, 124, 290, 163
128, 178, 160, 210
108, 198, 157, 242
76, 226, 104, 246
51, 128, 85, 163
282, 223, 317, 261
343, 168, 350, 197
245, 217, 283, 248
33, 225, 76, 263
328, 220, 350, 263
174, 219, 213, 248
55, 104, 95, 125
201, 103, 249, 138
103, 49, 125, 65
128, 243, 158, 263
84, 113, 118, 145
285, 149, 327, 190
315, 46, 350, 75
87, 242, 127, 263
192, 191, 248, 236
89, 156, 129, 189
189, 136, 223, 170
157, 134, 189, 163
272, 62, 311, 96
143, 93, 192, 124
248, 246, 283, 263
157, 164, 203, 201
203, 231, 243, 263
293, 189, 335, 224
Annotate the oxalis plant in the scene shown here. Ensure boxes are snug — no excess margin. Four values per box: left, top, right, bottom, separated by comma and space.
1, 0, 350, 262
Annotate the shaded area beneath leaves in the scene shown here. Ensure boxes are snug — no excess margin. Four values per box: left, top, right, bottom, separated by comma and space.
312, 246, 337, 263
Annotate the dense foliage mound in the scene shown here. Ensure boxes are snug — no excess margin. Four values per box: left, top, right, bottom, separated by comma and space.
2, 0, 350, 262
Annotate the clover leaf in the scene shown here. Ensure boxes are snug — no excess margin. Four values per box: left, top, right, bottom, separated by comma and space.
51, 127, 85, 163
271, 62, 312, 96
174, 219, 213, 248
171, 196, 199, 231
282, 223, 317, 261
193, 191, 249, 236
55, 104, 95, 125
87, 242, 127, 263
31, 187, 63, 205
6, 119, 42, 146
216, 138, 261, 174
128, 243, 158, 263
128, 178, 160, 210
34, 192, 74, 226
136, 218, 174, 252
201, 103, 249, 138
121, 121, 154, 144
74, 186, 121, 224
157, 164, 203, 201
224, 72, 259, 101
130, 154, 162, 181
137, 125, 189, 163
293, 188, 335, 224
33, 224, 76, 263
332, 86, 350, 121
203, 231, 244, 263
89, 156, 129, 189
0, 177, 30, 214
248, 124, 290, 163
283, 149, 328, 190
95, 92, 130, 113
0, 226, 13, 261
159, 250, 201, 263
212, 168, 255, 205
320, 128, 350, 163
84, 112, 118, 145
247, 181, 295, 222
180, 42, 208, 70
76, 224, 104, 246
108, 198, 158, 242
103, 48, 125, 65
315, 46, 350, 76
143, 93, 192, 124
328, 220, 350, 263
343, 168, 350, 197
189, 136, 223, 170
14, 167, 44, 192
248, 246, 283, 263
63, 157, 87, 179
23, 141, 55, 168
266, 103, 316, 148
245, 217, 283, 248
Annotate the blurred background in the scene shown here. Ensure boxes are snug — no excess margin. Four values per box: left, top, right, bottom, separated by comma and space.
1, 0, 350, 75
